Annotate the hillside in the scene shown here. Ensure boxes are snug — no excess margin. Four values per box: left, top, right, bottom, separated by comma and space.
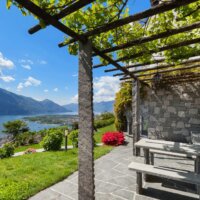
0, 88, 68, 115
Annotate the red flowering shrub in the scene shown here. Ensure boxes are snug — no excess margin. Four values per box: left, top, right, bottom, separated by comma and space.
102, 132, 125, 146
24, 148, 37, 154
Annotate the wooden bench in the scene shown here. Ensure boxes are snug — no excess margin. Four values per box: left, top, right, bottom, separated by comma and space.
128, 162, 200, 198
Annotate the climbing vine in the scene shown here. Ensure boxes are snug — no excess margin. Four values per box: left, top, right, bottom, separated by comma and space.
114, 81, 132, 131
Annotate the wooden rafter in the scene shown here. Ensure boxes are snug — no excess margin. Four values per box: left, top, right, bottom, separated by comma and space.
106, 37, 200, 65
92, 47, 140, 81
58, 0, 198, 47
143, 73, 200, 81
14, 0, 87, 42
29, 0, 96, 34
138, 64, 200, 77
14, 0, 141, 82
114, 57, 200, 76
120, 63, 200, 80
93, 21, 200, 55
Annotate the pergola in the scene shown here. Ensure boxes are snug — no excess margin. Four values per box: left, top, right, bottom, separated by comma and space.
8, 0, 200, 199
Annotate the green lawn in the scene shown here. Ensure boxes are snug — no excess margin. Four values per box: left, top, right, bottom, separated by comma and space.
0, 145, 113, 200
15, 124, 116, 153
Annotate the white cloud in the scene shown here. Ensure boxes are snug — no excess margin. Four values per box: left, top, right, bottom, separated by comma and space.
70, 94, 78, 104
44, 89, 49, 93
22, 64, 31, 70
17, 76, 41, 91
69, 76, 120, 103
39, 60, 47, 65
93, 76, 120, 102
54, 88, 58, 92
72, 73, 78, 77
0, 75, 15, 82
19, 59, 33, 65
0, 52, 14, 69
24, 76, 41, 87
17, 83, 24, 92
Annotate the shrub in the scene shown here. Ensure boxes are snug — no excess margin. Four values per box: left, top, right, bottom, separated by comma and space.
24, 148, 37, 154
68, 130, 97, 148
94, 118, 115, 129
69, 130, 78, 148
100, 112, 114, 120
0, 143, 14, 159
15, 131, 34, 146
41, 130, 63, 151
102, 132, 125, 146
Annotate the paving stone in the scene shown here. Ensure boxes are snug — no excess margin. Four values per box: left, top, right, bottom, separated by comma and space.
29, 137, 199, 200
113, 189, 135, 200
29, 189, 72, 200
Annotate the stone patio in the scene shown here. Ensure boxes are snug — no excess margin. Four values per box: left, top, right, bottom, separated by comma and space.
29, 137, 199, 200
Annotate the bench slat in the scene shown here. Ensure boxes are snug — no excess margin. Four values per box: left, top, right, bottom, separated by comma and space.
128, 162, 200, 185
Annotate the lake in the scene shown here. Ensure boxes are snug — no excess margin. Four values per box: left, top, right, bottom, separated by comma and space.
0, 112, 77, 138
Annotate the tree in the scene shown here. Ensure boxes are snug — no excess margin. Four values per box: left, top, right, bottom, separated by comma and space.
3, 120, 29, 138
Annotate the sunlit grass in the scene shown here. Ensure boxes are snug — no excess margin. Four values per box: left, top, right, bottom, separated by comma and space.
0, 145, 113, 200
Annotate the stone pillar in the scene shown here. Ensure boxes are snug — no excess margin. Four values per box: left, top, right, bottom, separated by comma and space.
78, 40, 95, 200
132, 79, 141, 156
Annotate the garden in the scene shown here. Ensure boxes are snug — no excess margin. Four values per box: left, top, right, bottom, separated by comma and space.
0, 112, 126, 200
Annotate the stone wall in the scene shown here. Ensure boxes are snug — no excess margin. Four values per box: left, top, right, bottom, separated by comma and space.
141, 82, 200, 143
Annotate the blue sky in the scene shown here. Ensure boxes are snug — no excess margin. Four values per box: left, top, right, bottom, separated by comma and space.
0, 0, 150, 105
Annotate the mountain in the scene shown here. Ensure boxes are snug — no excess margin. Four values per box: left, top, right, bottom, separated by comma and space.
0, 88, 69, 115
63, 100, 114, 113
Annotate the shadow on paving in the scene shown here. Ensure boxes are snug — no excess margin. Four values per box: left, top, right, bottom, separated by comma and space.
141, 187, 198, 200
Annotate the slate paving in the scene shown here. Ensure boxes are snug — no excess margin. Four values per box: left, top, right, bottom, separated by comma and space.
29, 137, 199, 200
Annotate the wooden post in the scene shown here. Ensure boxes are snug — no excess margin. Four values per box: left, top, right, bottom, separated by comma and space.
78, 40, 95, 200
64, 130, 69, 151
132, 79, 141, 156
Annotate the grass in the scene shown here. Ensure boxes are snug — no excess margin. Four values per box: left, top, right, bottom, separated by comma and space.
0, 145, 113, 200
15, 124, 116, 153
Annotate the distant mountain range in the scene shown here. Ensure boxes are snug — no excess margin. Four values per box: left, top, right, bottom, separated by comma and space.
0, 88, 114, 115
0, 88, 68, 115
63, 100, 114, 113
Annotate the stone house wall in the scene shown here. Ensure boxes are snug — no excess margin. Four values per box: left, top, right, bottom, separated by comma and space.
140, 82, 200, 143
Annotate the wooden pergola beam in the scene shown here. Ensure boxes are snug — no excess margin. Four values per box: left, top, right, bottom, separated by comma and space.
158, 77, 200, 84
94, 21, 200, 55
15, 0, 139, 81
95, 51, 200, 69
104, 60, 163, 72
58, 0, 198, 47
29, 0, 95, 34
137, 64, 200, 77
114, 57, 200, 76
120, 64, 200, 81
143, 73, 200, 81
92, 47, 139, 81
14, 0, 87, 42
111, 37, 200, 66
